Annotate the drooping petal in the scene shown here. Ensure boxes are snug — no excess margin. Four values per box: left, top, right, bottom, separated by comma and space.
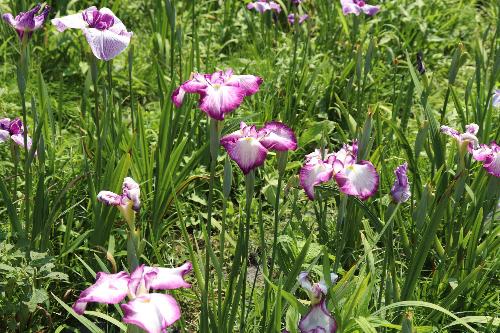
33, 5, 51, 30
258, 121, 298, 152
298, 299, 337, 333
390, 162, 411, 203
334, 161, 379, 200
51, 7, 95, 31
221, 136, 268, 174
147, 262, 193, 290
171, 86, 186, 108
360, 4, 380, 16
72, 271, 130, 315
198, 85, 246, 120
299, 161, 334, 200
10, 134, 32, 150
123, 177, 140, 211
0, 129, 10, 143
122, 293, 181, 333
97, 190, 123, 206
440, 125, 460, 141
83, 27, 132, 61
340, 0, 361, 15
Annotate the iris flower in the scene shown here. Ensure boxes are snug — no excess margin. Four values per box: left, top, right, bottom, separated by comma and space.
493, 89, 500, 108
247, 0, 282, 13
300, 141, 379, 200
73, 263, 192, 333
297, 272, 338, 333
390, 162, 411, 203
0, 118, 33, 150
51, 6, 132, 61
440, 123, 479, 156
172, 69, 263, 121
340, 0, 380, 16
220, 121, 297, 174
2, 3, 51, 40
288, 14, 309, 25
97, 177, 141, 226
472, 142, 500, 177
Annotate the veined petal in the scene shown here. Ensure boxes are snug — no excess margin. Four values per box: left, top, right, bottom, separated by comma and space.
298, 299, 337, 333
122, 293, 181, 333
440, 125, 460, 141
72, 271, 130, 315
147, 262, 193, 290
51, 7, 95, 31
220, 122, 259, 147
258, 121, 297, 152
222, 137, 268, 174
97, 190, 123, 206
198, 85, 246, 120
334, 161, 379, 200
0, 129, 9, 143
182, 74, 211, 93
225, 74, 263, 96
299, 161, 334, 200
465, 123, 479, 135
83, 27, 132, 61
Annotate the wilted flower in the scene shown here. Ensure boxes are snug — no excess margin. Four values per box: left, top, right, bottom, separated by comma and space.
2, 4, 51, 40
391, 162, 411, 203
340, 0, 380, 16
440, 123, 479, 156
492, 89, 500, 108
288, 14, 309, 25
297, 272, 338, 333
51, 6, 132, 61
97, 177, 141, 226
220, 121, 297, 174
0, 118, 33, 150
300, 141, 379, 200
172, 69, 263, 121
73, 263, 192, 333
247, 0, 282, 13
472, 142, 500, 177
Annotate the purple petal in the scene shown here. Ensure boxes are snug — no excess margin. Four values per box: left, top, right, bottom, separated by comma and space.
298, 299, 337, 333
226, 74, 263, 96
97, 190, 123, 206
334, 161, 379, 200
340, 0, 361, 15
10, 134, 32, 150
0, 129, 9, 143
121, 293, 181, 333
220, 122, 257, 147
83, 27, 132, 61
181, 74, 211, 93
221, 136, 268, 174
122, 177, 140, 211
361, 4, 380, 16
147, 262, 193, 290
475, 142, 500, 178
171, 86, 186, 108
390, 162, 411, 203
465, 123, 479, 135
128, 265, 158, 298
258, 121, 298, 152
493, 89, 500, 108
33, 5, 51, 30
440, 125, 460, 141
198, 85, 246, 120
299, 161, 334, 200
0, 118, 11, 130
472, 144, 492, 162
9, 118, 24, 135
72, 271, 130, 315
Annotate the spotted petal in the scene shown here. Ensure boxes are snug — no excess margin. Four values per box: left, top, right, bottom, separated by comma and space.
122, 293, 181, 333
298, 299, 337, 333
334, 161, 379, 200
299, 161, 334, 200
258, 121, 298, 152
72, 271, 130, 315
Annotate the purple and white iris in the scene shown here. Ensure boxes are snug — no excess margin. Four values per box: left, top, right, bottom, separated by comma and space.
340, 0, 380, 16
172, 69, 263, 121
390, 162, 411, 203
299, 141, 379, 200
472, 142, 500, 178
297, 272, 338, 333
247, 0, 282, 13
220, 121, 297, 174
288, 14, 309, 25
2, 3, 51, 40
73, 263, 192, 333
0, 118, 33, 150
51, 6, 132, 61
492, 89, 500, 108
97, 177, 141, 225
440, 123, 479, 155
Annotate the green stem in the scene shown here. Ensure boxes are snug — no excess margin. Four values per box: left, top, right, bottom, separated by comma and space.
333, 195, 348, 272
89, 55, 101, 183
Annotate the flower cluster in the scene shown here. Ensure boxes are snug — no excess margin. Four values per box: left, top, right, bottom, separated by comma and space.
299, 140, 379, 200
0, 118, 33, 150
220, 121, 297, 174
340, 0, 380, 16
172, 69, 263, 121
2, 3, 51, 40
73, 263, 192, 333
247, 0, 282, 14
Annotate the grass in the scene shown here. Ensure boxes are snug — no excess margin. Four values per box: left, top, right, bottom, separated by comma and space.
0, 0, 499, 332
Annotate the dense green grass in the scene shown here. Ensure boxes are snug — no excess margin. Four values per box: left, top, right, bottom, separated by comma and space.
0, 0, 499, 332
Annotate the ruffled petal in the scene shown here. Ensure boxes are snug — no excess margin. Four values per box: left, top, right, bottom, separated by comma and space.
299, 162, 334, 200
198, 85, 246, 120
97, 190, 123, 206
258, 121, 297, 152
334, 161, 379, 200
122, 293, 181, 333
83, 27, 132, 61
181, 74, 211, 93
298, 299, 337, 333
221, 136, 268, 174
72, 271, 130, 315
147, 262, 193, 290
